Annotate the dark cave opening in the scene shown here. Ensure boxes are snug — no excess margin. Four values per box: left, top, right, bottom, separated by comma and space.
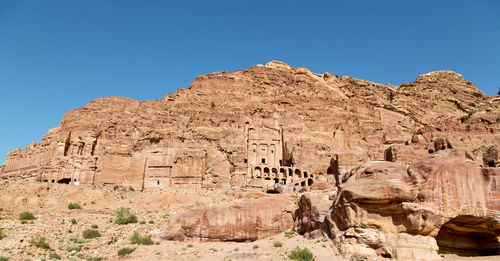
57, 178, 71, 184
435, 216, 500, 256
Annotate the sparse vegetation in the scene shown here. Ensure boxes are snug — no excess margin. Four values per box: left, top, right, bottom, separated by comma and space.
114, 207, 138, 224
210, 101, 215, 109
19, 211, 36, 221
86, 257, 103, 261
289, 246, 314, 261
129, 231, 153, 245
71, 218, 77, 224
187, 244, 193, 248
48, 253, 61, 260
30, 236, 51, 250
91, 224, 98, 229
140, 220, 146, 224
0, 256, 8, 261
234, 248, 239, 251
117, 247, 136, 256
273, 241, 282, 247
69, 235, 90, 244
0, 229, 5, 240
285, 230, 296, 239
67, 245, 82, 252
67, 202, 81, 210
82, 229, 101, 239
253, 244, 259, 249
148, 220, 155, 224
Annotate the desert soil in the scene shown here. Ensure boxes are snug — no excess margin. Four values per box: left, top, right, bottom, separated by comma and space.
0, 180, 345, 261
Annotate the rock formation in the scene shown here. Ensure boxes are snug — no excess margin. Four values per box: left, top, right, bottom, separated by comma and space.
1, 61, 499, 260
322, 156, 500, 260
152, 196, 295, 242
2, 61, 497, 189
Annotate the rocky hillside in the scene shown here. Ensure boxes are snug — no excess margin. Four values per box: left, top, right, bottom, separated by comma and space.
0, 61, 499, 261
0, 61, 498, 189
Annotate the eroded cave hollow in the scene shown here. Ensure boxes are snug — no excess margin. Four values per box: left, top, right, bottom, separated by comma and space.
436, 215, 500, 256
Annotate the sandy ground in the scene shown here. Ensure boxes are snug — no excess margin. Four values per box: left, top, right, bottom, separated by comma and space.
442, 256, 500, 261
0, 180, 345, 261
1, 180, 499, 261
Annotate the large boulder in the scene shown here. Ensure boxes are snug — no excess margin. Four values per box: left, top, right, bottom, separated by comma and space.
152, 195, 295, 242
328, 157, 500, 260
294, 191, 336, 238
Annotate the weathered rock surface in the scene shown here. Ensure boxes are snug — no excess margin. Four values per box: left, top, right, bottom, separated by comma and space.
0, 61, 499, 260
1, 62, 497, 191
328, 157, 500, 260
294, 191, 336, 237
153, 196, 295, 242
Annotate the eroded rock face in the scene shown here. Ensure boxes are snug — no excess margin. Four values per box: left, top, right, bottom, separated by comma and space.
1, 62, 497, 191
0, 62, 498, 260
328, 157, 500, 260
294, 191, 336, 238
153, 196, 295, 242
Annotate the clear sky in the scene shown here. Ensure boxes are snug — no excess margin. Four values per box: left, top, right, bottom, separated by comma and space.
0, 0, 499, 164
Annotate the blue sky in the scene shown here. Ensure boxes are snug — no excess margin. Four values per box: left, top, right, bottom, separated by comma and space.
0, 0, 499, 164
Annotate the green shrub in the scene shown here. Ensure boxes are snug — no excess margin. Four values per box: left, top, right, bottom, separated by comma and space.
69, 235, 90, 244
30, 236, 51, 249
289, 246, 314, 261
49, 253, 61, 260
187, 244, 193, 248
82, 229, 101, 239
67, 245, 82, 252
117, 247, 135, 256
129, 231, 153, 245
148, 220, 154, 224
285, 230, 296, 239
0, 229, 5, 240
210, 101, 215, 109
273, 241, 283, 247
71, 219, 77, 224
139, 220, 146, 224
91, 224, 98, 229
114, 207, 137, 224
67, 202, 81, 210
19, 211, 36, 221
86, 257, 103, 261
0, 256, 8, 261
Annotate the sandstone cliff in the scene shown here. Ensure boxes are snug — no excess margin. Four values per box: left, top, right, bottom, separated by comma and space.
1, 61, 497, 191
1, 61, 499, 261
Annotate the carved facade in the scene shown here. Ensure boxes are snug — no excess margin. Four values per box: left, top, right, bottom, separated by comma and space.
143, 146, 207, 189
244, 122, 315, 190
